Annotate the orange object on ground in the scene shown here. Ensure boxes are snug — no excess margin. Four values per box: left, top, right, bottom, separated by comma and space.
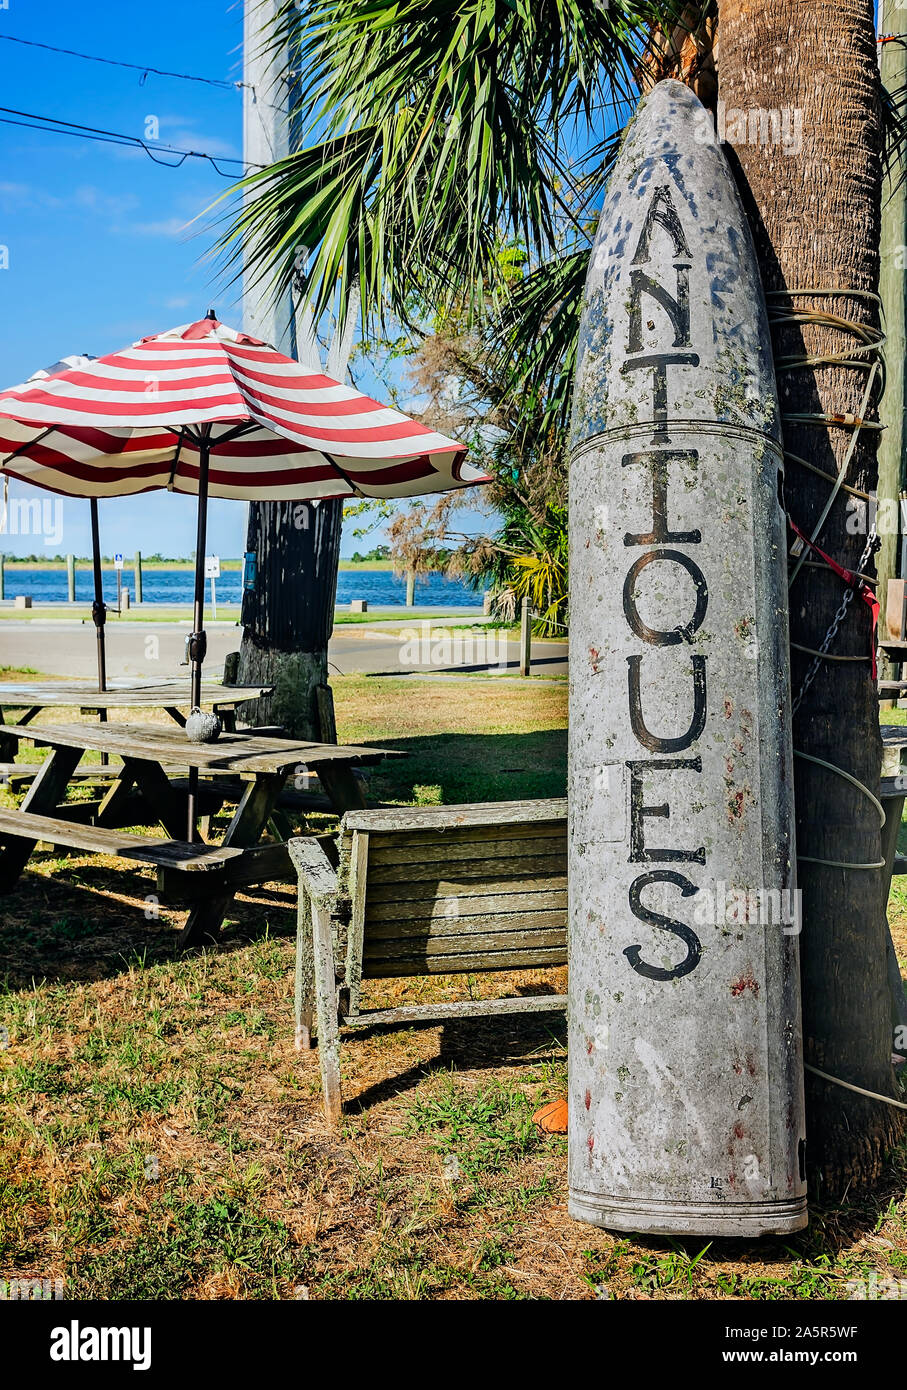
533, 1098, 568, 1134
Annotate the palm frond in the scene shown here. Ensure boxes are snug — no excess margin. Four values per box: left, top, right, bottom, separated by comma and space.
218, 0, 678, 332
489, 248, 591, 437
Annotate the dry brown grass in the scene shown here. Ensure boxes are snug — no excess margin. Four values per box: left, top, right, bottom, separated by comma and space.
1, 674, 906, 1300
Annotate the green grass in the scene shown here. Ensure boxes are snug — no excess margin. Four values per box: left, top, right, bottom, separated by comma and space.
333, 674, 567, 804
76, 1197, 295, 1300
1, 674, 907, 1301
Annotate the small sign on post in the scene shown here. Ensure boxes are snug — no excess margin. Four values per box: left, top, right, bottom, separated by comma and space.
519, 596, 531, 677
205, 555, 220, 620
243, 551, 256, 591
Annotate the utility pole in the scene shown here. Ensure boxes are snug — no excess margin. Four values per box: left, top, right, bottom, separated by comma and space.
878, 14, 907, 699
237, 0, 347, 736
242, 0, 318, 363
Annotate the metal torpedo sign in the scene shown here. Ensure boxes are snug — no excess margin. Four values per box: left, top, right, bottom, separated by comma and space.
567, 79, 807, 1237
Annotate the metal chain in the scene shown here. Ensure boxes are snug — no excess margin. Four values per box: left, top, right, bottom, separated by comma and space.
791, 529, 880, 716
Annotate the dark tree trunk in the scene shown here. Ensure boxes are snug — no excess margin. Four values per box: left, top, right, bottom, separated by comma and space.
237, 498, 343, 738
719, 0, 905, 1197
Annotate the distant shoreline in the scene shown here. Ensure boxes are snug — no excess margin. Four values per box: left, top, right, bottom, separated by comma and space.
0, 558, 398, 572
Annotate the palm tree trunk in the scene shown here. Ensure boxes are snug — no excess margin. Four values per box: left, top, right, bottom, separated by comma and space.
718, 0, 904, 1196
237, 499, 342, 738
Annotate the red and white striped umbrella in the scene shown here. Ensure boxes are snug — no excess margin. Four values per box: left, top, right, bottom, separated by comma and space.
0, 314, 483, 500
0, 313, 483, 839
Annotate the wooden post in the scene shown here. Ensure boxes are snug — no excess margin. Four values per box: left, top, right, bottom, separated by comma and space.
134, 551, 143, 604
66, 553, 75, 603
294, 887, 314, 1050
222, 651, 240, 686
519, 596, 531, 677
877, 0, 907, 705
1, 552, 7, 600
289, 838, 343, 1123
315, 684, 337, 743
312, 895, 343, 1126
886, 579, 907, 643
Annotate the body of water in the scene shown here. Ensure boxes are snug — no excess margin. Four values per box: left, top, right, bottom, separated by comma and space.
1, 566, 484, 608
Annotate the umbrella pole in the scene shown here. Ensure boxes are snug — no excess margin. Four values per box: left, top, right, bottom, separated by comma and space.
89, 499, 109, 766
90, 499, 107, 692
187, 431, 211, 841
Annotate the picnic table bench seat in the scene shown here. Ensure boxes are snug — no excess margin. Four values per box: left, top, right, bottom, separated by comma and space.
0, 720, 402, 946
0, 762, 123, 786
0, 804, 292, 897
289, 798, 568, 1125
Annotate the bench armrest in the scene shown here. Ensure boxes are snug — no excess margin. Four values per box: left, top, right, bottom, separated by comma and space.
288, 837, 338, 906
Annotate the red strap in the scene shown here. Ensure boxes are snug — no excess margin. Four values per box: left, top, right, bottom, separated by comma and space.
788, 519, 879, 679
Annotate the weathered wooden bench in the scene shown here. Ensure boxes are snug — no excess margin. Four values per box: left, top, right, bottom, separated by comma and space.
289, 799, 567, 1124
0, 805, 292, 905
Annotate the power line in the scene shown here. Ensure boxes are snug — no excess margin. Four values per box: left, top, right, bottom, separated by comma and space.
0, 105, 265, 178
0, 33, 248, 91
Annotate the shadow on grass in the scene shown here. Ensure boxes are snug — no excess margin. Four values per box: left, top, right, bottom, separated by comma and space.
0, 861, 295, 990
0, 720, 565, 989
362, 728, 567, 805
345, 1003, 567, 1114
602, 1141, 907, 1287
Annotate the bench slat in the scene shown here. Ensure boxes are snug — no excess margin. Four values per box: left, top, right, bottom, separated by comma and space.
0, 762, 122, 785
366, 872, 567, 904
341, 799, 566, 834
367, 848, 566, 882
156, 842, 293, 897
365, 887, 566, 923
364, 822, 566, 855
362, 947, 567, 977
342, 993, 567, 1028
0, 807, 243, 871
363, 907, 567, 942
364, 927, 567, 960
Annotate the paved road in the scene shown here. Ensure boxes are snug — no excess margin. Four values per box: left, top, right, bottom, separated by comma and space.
0, 619, 568, 682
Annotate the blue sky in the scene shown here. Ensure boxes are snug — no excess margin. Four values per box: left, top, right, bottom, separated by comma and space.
0, 0, 490, 559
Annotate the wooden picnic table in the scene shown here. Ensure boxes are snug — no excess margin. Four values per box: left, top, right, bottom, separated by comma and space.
0, 679, 273, 755
0, 677, 275, 766
0, 719, 404, 946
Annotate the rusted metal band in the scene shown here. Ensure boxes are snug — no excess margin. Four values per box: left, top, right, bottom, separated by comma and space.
569, 417, 784, 465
